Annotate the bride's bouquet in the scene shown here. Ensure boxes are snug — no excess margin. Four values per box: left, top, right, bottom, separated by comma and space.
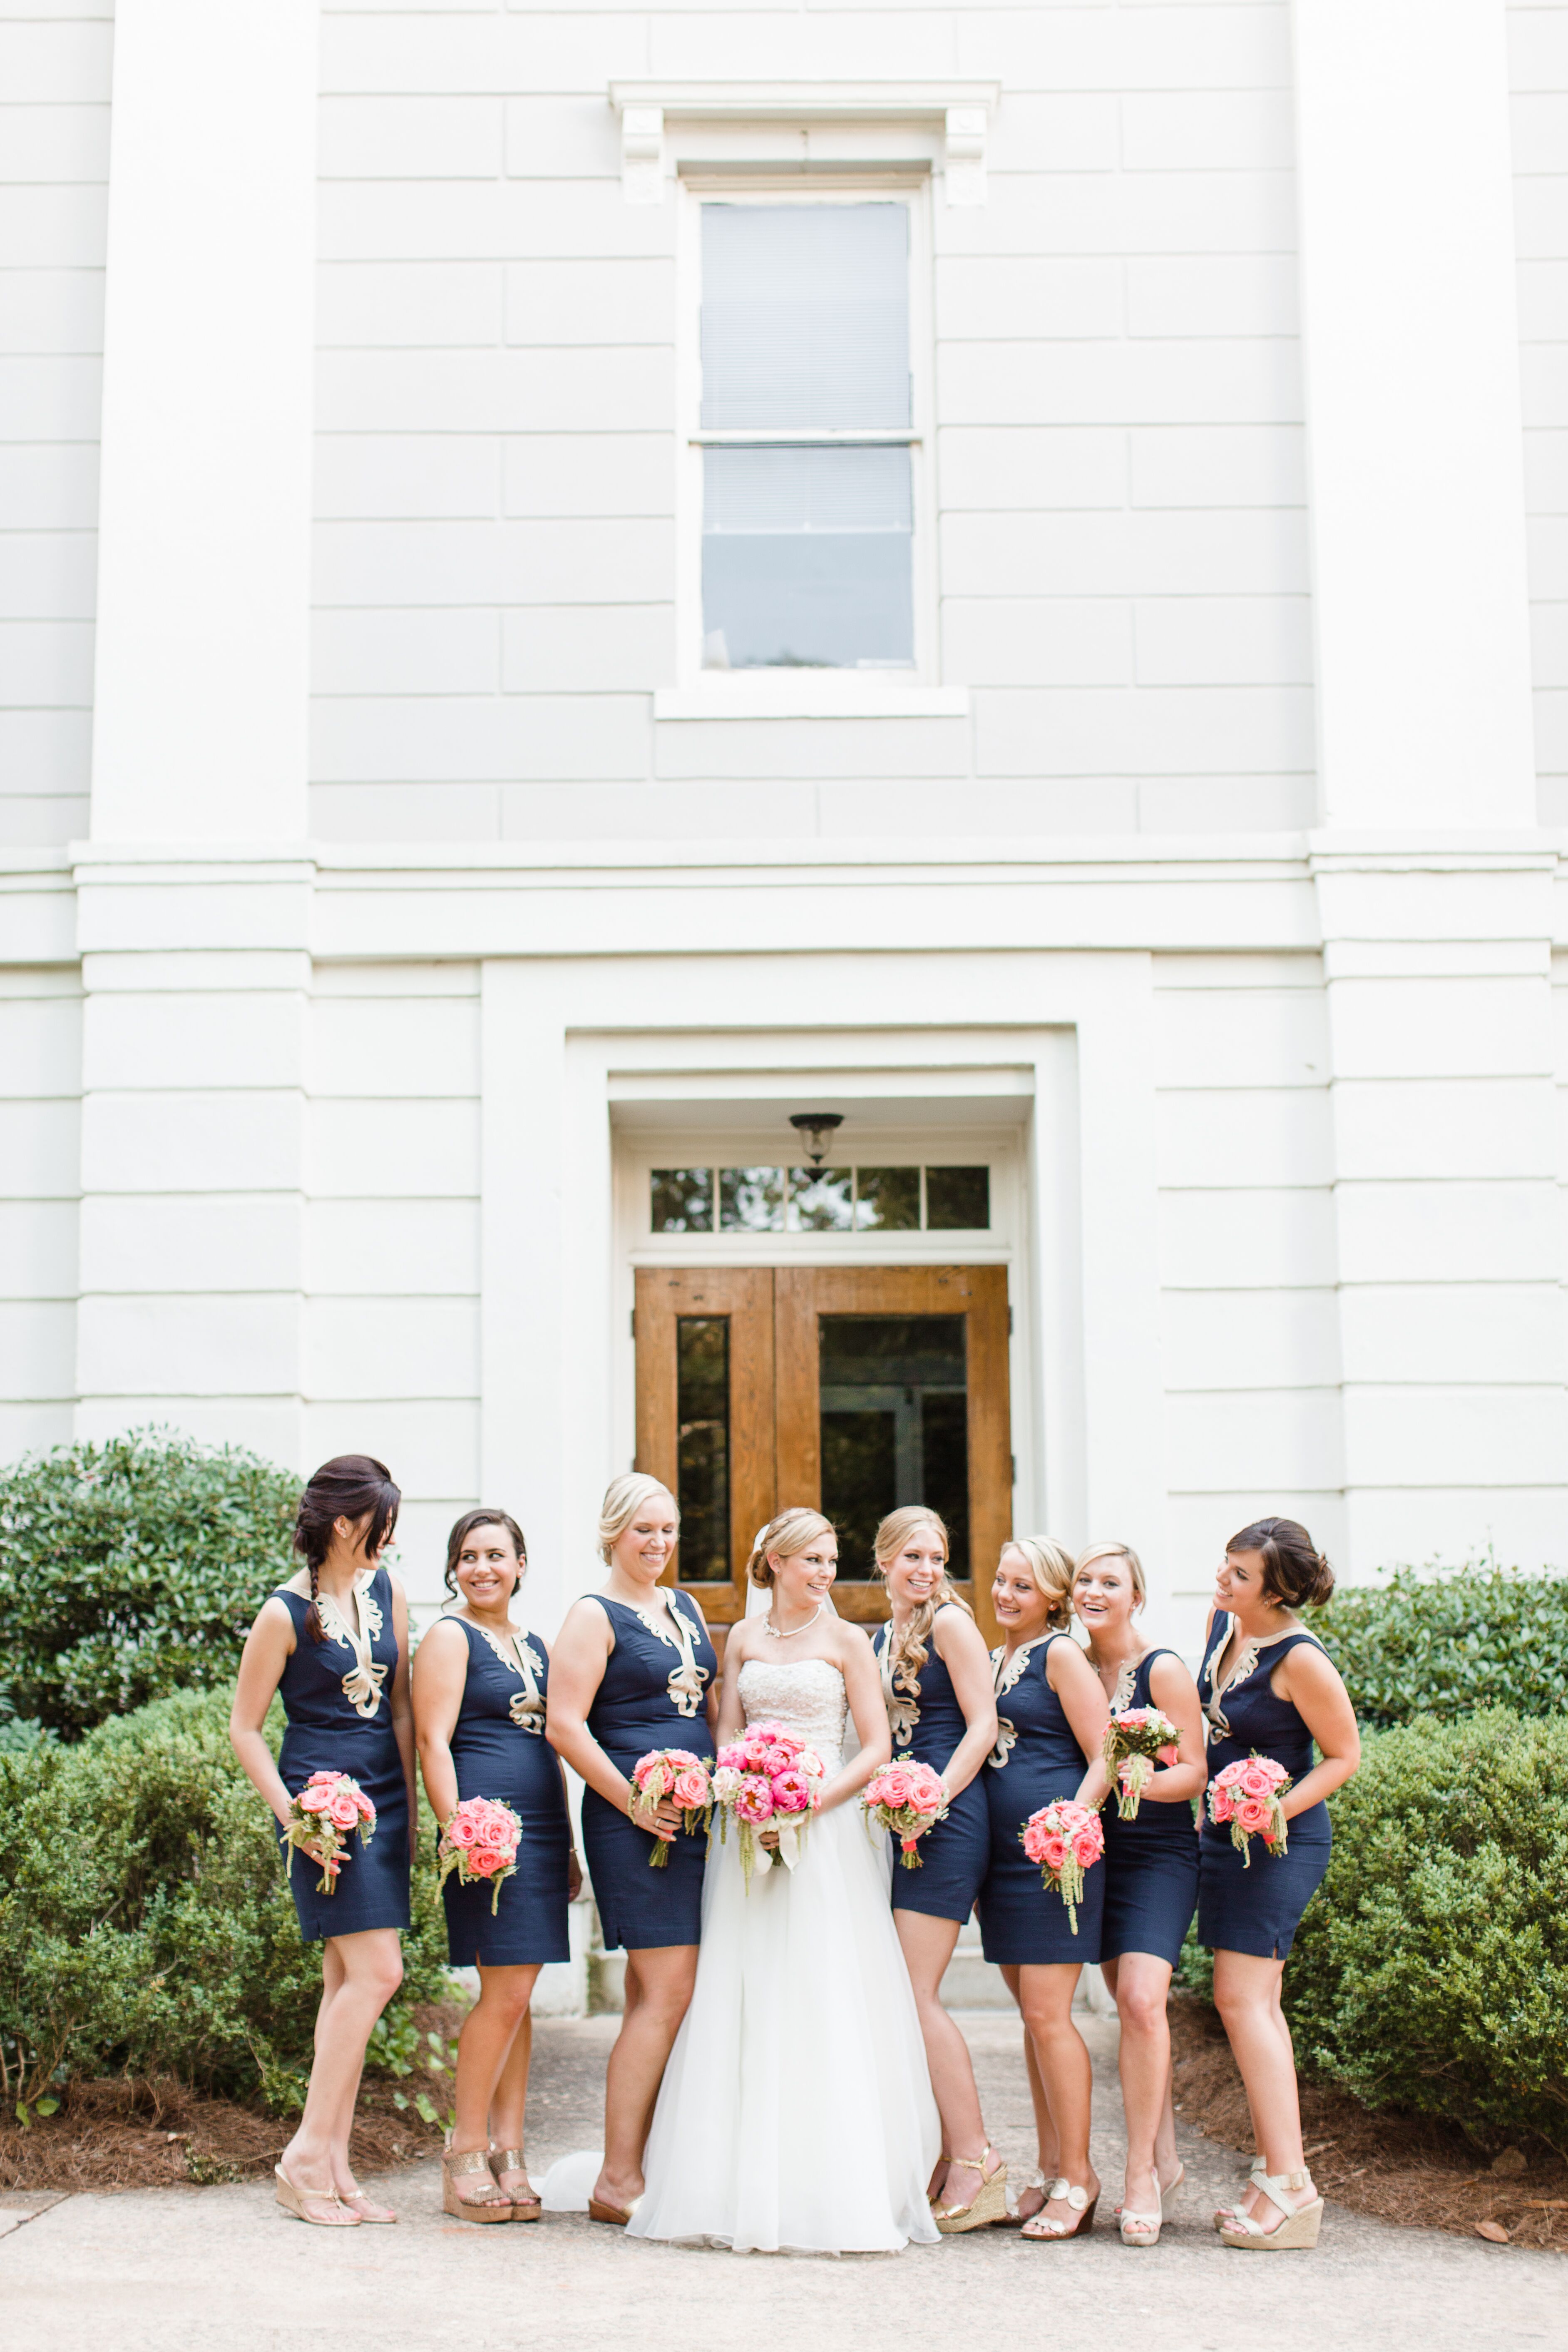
629, 1748, 714, 1867
711, 1722, 827, 1888
862, 1759, 948, 1868
1020, 1799, 1103, 1936
1208, 1753, 1292, 1866
283, 1770, 377, 1896
437, 1794, 522, 1914
1101, 1705, 1181, 1820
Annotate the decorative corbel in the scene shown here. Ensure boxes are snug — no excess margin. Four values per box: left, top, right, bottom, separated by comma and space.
620, 104, 665, 205
944, 105, 989, 207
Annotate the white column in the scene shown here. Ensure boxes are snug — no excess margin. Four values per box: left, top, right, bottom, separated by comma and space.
1292, 0, 1536, 829
89, 0, 317, 843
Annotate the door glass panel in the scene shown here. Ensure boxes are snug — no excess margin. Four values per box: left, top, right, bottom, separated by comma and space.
818, 1315, 969, 1577
676, 1316, 730, 1579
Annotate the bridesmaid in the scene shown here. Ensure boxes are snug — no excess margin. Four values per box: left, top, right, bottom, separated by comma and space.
1072, 1540, 1206, 2248
230, 1455, 413, 2227
1198, 1516, 1360, 2251
413, 1509, 581, 2220
976, 1537, 1110, 2242
547, 1473, 718, 2226
870, 1507, 1002, 2232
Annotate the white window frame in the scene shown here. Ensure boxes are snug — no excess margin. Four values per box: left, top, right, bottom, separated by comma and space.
659, 175, 964, 722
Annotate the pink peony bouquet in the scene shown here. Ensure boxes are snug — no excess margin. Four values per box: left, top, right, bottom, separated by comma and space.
284, 1770, 377, 1896
1020, 1799, 1104, 1936
710, 1721, 827, 1887
629, 1748, 714, 1868
862, 1759, 949, 1869
1208, 1753, 1292, 1866
437, 1794, 522, 1915
1102, 1706, 1182, 1821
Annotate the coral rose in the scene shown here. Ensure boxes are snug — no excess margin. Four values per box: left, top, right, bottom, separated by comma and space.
671, 1766, 709, 1810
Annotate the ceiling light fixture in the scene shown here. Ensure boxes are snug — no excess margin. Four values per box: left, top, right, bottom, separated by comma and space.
789, 1112, 844, 1168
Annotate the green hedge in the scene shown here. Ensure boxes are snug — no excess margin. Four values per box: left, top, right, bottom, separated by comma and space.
1317, 1559, 1568, 1730
0, 1430, 299, 1738
0, 1688, 450, 2111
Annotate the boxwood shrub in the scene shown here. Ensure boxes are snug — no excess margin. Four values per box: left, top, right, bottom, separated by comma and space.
1317, 1559, 1568, 1730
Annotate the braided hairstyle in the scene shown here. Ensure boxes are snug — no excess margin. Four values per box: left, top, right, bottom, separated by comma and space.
293, 1455, 401, 1644
1226, 1515, 1334, 1611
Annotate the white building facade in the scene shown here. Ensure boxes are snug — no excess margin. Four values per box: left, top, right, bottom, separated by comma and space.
2, 0, 1565, 1645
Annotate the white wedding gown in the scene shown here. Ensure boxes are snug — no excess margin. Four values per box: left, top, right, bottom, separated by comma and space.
628, 1657, 941, 2254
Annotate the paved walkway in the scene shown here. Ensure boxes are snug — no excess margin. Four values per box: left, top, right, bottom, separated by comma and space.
1, 2016, 1558, 2352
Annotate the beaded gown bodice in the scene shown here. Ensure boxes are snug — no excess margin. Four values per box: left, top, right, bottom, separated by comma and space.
737, 1658, 847, 1771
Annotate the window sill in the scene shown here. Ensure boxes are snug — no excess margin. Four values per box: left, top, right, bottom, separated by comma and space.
653, 682, 970, 721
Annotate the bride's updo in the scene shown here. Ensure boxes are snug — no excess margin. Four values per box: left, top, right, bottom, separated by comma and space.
746, 1507, 835, 1587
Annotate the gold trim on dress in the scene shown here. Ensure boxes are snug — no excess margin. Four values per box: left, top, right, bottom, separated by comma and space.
629, 1594, 710, 1721
875, 1625, 922, 1749
986, 1636, 1052, 1769
467, 1619, 548, 1734
317, 1573, 388, 1720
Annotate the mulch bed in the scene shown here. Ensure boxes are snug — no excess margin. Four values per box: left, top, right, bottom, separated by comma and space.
1169, 1993, 1568, 2252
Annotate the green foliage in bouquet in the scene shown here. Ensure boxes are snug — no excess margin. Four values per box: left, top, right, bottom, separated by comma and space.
1284, 1710, 1568, 2153
1317, 1556, 1568, 1730
0, 1429, 300, 1738
0, 1688, 450, 2110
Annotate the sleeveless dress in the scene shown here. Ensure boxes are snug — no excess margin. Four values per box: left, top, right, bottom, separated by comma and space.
274, 1567, 410, 1942
442, 1617, 572, 1967
578, 1591, 718, 1952
1196, 1615, 1332, 1960
1099, 1648, 1200, 1969
872, 1610, 989, 1924
976, 1633, 1103, 1965
629, 1656, 941, 2254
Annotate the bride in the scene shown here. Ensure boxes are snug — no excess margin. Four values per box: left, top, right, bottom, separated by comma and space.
628, 1508, 941, 2254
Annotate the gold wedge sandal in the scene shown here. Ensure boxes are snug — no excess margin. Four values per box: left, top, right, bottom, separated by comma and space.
1219, 2168, 1323, 2251
273, 2163, 358, 2227
1115, 2158, 1183, 2219
933, 2144, 1009, 2233
338, 2185, 397, 2224
442, 2138, 514, 2223
1020, 2177, 1099, 2241
490, 2146, 542, 2221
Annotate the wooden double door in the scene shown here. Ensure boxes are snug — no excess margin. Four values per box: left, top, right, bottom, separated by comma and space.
634, 1264, 1011, 1638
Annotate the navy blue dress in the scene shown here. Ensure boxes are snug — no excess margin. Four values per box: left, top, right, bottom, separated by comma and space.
442, 1618, 572, 1967
1196, 1615, 1332, 1961
872, 1610, 990, 1924
977, 1633, 1103, 1964
1099, 1649, 1200, 1969
577, 1592, 717, 1952
274, 1569, 410, 1942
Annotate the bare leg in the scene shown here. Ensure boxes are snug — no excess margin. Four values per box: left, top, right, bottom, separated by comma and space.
1212, 1949, 1316, 2228
484, 1969, 542, 2199
449, 1961, 539, 2200
1015, 1964, 1099, 2237
281, 1929, 403, 2203
894, 1911, 1000, 2211
1103, 1952, 1174, 2218
593, 1944, 697, 2213
999, 1962, 1058, 2220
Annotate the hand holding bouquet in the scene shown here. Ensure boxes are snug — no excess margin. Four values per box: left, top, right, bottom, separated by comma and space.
1102, 1705, 1182, 1820
284, 1770, 376, 1896
862, 1759, 948, 1868
1020, 1799, 1104, 1935
710, 1722, 827, 1888
437, 1794, 522, 1914
1208, 1754, 1291, 1865
629, 1748, 713, 1867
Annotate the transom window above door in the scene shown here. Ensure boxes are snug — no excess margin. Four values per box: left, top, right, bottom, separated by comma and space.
651, 1164, 989, 1235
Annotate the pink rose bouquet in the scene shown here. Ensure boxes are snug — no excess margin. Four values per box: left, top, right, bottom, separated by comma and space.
630, 1748, 714, 1868
1102, 1705, 1182, 1821
284, 1770, 376, 1896
862, 1758, 949, 1869
437, 1794, 523, 1915
1020, 1798, 1104, 1935
710, 1722, 827, 1888
1208, 1753, 1292, 1866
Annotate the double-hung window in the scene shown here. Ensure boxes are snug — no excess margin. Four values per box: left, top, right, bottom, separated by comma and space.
673, 184, 944, 707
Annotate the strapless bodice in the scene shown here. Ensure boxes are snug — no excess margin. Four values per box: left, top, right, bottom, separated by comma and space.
737, 1657, 847, 1768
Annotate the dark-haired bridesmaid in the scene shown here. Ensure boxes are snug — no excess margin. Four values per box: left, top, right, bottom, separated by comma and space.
1198, 1515, 1360, 2251
231, 1454, 415, 2227
413, 1508, 580, 2220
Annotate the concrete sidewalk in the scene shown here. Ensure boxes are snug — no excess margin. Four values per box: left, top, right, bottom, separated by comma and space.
0, 2015, 1557, 2352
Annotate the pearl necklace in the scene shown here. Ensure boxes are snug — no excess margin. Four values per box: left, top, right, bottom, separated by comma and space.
763, 1600, 826, 1641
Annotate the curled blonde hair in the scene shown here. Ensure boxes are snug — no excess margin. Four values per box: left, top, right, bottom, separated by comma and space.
745, 1506, 835, 1588
597, 1472, 678, 1565
875, 1506, 975, 1684
1073, 1538, 1147, 1608
1000, 1535, 1076, 1629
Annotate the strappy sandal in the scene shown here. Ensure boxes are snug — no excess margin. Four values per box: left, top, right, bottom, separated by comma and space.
1116, 2158, 1184, 2218
1021, 2176, 1099, 2241
442, 2138, 513, 2223
1119, 2175, 1162, 2247
1219, 2168, 1323, 2251
932, 2143, 1008, 2233
1213, 2156, 1266, 2229
273, 2163, 358, 2227
490, 2145, 542, 2221
1000, 2165, 1049, 2228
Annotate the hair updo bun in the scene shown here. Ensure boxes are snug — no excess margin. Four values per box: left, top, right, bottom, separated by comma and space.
1226, 1515, 1334, 1611
746, 1507, 834, 1587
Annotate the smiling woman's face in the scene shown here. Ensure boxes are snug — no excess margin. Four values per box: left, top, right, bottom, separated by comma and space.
991, 1546, 1052, 1641
883, 1526, 947, 1609
770, 1533, 838, 1612
454, 1522, 522, 1611
611, 1494, 679, 1585
1073, 1554, 1136, 1641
